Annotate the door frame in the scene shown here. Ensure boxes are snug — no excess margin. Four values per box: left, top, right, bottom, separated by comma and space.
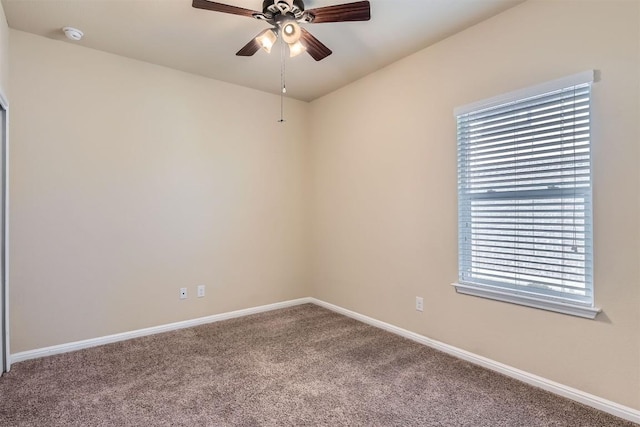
0, 90, 9, 373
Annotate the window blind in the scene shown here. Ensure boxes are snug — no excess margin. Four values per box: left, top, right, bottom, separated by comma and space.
457, 76, 593, 306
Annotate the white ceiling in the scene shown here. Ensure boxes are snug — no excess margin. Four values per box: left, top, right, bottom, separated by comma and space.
2, 0, 524, 102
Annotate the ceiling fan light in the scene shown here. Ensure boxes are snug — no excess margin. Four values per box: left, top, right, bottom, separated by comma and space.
281, 21, 301, 44
283, 23, 294, 36
256, 28, 278, 53
288, 40, 306, 57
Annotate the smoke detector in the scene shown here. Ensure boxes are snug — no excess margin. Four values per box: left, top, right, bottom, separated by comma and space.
62, 27, 83, 41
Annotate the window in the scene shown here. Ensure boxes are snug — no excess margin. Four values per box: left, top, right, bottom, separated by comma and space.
454, 71, 600, 319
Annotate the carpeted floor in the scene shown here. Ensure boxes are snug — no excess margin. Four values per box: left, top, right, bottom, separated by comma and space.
0, 303, 636, 426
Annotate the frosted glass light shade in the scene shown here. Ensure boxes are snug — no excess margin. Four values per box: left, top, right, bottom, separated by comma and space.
256, 29, 278, 53
281, 21, 301, 44
288, 40, 306, 57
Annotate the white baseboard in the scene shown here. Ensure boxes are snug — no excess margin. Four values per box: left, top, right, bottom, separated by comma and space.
309, 298, 640, 425
10, 297, 312, 364
9, 296, 639, 424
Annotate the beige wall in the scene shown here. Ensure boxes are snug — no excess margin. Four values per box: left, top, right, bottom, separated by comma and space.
310, 0, 640, 410
0, 1, 8, 94
9, 30, 311, 352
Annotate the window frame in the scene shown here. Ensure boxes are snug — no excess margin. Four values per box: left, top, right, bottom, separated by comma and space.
452, 71, 601, 319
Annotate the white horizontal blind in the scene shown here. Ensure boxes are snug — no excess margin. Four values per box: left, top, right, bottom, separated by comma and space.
457, 78, 593, 305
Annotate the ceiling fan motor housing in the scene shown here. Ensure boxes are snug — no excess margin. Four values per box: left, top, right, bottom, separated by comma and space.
264, 0, 304, 18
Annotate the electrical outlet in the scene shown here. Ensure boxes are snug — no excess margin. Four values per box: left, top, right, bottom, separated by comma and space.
197, 285, 205, 298
180, 287, 187, 300
415, 296, 424, 312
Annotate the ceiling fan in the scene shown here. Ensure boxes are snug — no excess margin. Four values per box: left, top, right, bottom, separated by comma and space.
192, 0, 371, 61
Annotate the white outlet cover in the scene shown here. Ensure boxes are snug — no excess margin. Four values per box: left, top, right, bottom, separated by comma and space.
197, 285, 205, 298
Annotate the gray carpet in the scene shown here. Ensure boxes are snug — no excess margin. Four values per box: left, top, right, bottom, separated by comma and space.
0, 303, 636, 426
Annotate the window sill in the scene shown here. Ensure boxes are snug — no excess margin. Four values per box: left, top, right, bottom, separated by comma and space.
452, 283, 601, 319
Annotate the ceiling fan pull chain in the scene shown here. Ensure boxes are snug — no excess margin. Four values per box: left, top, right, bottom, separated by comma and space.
279, 38, 286, 123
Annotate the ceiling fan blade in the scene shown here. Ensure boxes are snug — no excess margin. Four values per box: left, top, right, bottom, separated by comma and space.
192, 0, 258, 18
300, 28, 332, 61
305, 1, 370, 24
236, 33, 263, 57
